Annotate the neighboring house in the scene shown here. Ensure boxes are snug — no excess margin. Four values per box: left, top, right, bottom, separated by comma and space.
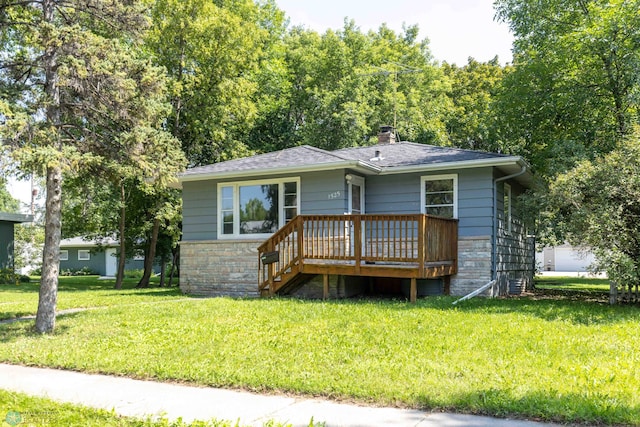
59, 237, 159, 276
536, 244, 597, 273
175, 127, 535, 299
0, 212, 33, 271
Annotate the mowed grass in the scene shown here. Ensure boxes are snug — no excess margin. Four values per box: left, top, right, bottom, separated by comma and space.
1, 276, 639, 425
535, 275, 610, 292
0, 390, 294, 426
0, 276, 184, 320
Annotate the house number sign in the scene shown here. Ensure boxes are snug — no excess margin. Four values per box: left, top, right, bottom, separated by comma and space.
328, 191, 341, 199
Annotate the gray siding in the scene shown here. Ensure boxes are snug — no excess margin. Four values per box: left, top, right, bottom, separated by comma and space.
60, 247, 156, 276
365, 174, 421, 214
60, 247, 105, 274
0, 222, 14, 270
300, 170, 349, 214
495, 178, 534, 294
182, 181, 216, 241
364, 168, 494, 237
458, 169, 494, 237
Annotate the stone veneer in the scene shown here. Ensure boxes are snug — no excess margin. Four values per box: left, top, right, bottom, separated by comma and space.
180, 240, 261, 297
180, 236, 496, 298
449, 236, 493, 296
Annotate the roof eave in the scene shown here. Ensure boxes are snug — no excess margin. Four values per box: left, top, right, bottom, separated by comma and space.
378, 156, 520, 173
174, 160, 381, 188
379, 156, 533, 185
0, 213, 34, 223
59, 240, 118, 248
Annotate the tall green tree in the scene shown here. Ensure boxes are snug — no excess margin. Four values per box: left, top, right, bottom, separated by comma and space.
0, 178, 19, 213
1, 0, 183, 332
249, 22, 451, 152
146, 0, 285, 166
62, 128, 184, 290
495, 0, 640, 175
547, 128, 640, 288
443, 57, 510, 152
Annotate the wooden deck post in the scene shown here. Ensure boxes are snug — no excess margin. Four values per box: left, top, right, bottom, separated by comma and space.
418, 215, 425, 278
353, 216, 361, 275
297, 217, 304, 270
443, 275, 451, 295
323, 274, 329, 299
410, 277, 417, 303
265, 241, 275, 296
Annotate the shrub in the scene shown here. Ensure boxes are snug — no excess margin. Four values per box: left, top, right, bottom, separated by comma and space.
59, 267, 98, 276
124, 269, 145, 279
0, 268, 20, 285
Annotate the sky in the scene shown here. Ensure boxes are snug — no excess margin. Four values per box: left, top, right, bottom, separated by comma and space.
274, 0, 514, 65
6, 0, 514, 210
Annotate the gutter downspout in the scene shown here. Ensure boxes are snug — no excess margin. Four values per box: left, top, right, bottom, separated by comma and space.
492, 163, 528, 296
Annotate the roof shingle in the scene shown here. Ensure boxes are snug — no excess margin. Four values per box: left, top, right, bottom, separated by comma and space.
178, 142, 527, 183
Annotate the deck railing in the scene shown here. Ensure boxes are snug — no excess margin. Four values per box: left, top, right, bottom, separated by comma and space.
258, 214, 458, 295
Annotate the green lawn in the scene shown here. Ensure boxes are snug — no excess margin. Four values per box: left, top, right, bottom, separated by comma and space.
535, 275, 610, 292
1, 276, 639, 425
0, 389, 294, 426
533, 275, 611, 302
0, 276, 184, 320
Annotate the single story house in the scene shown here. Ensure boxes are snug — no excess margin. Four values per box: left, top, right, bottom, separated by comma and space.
175, 127, 535, 299
0, 212, 33, 271
59, 237, 159, 276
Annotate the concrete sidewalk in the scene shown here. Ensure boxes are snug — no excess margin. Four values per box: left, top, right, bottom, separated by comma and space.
0, 364, 562, 427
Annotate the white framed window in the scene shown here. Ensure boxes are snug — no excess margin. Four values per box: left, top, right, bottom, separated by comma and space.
78, 250, 90, 261
504, 183, 512, 234
421, 174, 458, 219
60, 250, 69, 261
217, 177, 300, 239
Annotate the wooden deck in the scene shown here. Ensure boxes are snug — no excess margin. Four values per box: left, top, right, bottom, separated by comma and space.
258, 214, 458, 302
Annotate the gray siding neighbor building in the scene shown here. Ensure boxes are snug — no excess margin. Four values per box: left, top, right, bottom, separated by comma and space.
0, 212, 33, 271
59, 237, 159, 276
176, 130, 534, 299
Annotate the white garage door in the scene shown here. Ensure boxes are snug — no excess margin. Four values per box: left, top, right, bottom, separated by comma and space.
554, 247, 595, 272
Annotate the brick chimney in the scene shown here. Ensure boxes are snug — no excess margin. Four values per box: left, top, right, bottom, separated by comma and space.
377, 125, 396, 144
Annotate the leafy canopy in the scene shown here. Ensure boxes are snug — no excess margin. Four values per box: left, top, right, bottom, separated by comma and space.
547, 127, 640, 283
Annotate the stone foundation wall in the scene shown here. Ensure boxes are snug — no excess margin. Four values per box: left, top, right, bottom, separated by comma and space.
450, 236, 493, 296
180, 236, 498, 299
180, 240, 261, 297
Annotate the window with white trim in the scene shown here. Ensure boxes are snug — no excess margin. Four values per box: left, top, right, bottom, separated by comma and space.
78, 250, 90, 261
504, 183, 512, 234
60, 250, 69, 261
217, 178, 299, 238
421, 174, 458, 219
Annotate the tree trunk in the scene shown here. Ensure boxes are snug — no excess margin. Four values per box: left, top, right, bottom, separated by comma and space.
114, 181, 127, 289
159, 254, 167, 287
137, 217, 160, 288
168, 246, 179, 287
36, 166, 62, 333
36, 0, 61, 334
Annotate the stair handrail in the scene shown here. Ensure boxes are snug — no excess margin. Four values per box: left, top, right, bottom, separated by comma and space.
258, 216, 304, 293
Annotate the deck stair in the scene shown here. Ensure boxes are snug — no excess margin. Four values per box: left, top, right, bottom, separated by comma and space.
258, 214, 458, 301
